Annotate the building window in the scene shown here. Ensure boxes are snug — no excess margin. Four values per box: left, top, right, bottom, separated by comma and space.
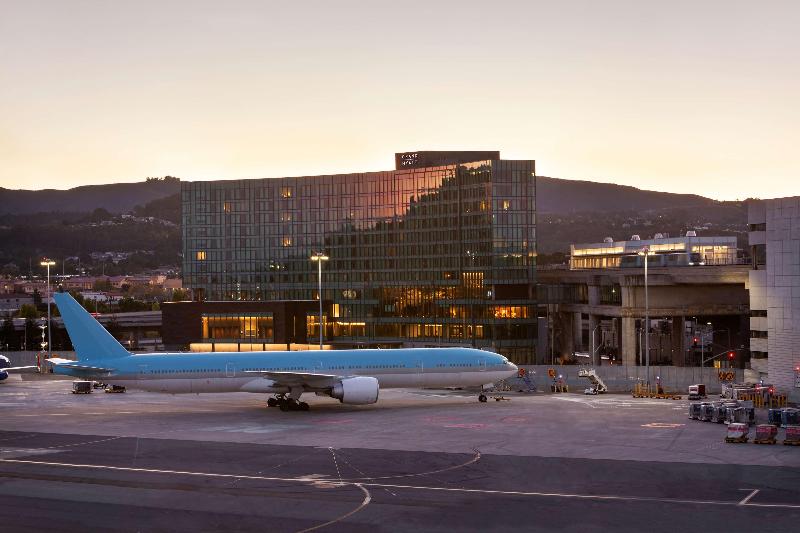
282, 237, 293, 247
501, 200, 510, 211
223, 202, 232, 213
196, 251, 207, 261
280, 186, 293, 199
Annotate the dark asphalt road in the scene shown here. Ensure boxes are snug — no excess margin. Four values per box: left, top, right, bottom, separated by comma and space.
1, 430, 799, 532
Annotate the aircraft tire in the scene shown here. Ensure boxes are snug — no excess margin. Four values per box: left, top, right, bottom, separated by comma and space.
299, 402, 310, 411
279, 400, 290, 411
478, 394, 488, 403
267, 397, 278, 407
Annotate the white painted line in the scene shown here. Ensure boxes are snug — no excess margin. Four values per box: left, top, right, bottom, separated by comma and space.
297, 483, 371, 533
739, 489, 760, 505
1, 458, 798, 509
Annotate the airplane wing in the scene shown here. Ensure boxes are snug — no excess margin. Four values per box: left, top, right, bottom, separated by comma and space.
243, 370, 343, 387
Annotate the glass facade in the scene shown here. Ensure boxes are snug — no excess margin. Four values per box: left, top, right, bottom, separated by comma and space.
182, 153, 538, 362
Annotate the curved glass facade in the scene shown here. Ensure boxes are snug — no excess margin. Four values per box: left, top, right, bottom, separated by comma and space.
182, 153, 538, 362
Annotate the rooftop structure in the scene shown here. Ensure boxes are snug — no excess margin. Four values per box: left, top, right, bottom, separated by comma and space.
570, 233, 739, 270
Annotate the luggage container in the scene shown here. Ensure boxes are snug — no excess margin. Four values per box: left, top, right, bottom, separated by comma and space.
725, 423, 749, 443
781, 408, 799, 427
700, 403, 715, 422
71, 381, 92, 394
754, 424, 778, 444
768, 408, 783, 426
784, 426, 800, 446
711, 405, 727, 424
726, 407, 750, 425
688, 403, 703, 420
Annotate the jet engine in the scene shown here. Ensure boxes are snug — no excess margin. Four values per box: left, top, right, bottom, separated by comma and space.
330, 376, 379, 405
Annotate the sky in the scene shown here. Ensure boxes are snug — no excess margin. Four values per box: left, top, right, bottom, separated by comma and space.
0, 0, 798, 200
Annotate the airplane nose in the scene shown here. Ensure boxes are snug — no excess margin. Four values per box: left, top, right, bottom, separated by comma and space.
508, 362, 519, 376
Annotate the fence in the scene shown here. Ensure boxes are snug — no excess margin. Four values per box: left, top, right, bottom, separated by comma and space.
516, 365, 743, 394
4, 351, 77, 366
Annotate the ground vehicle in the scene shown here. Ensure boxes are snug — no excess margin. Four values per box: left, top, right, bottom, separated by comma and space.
72, 381, 93, 394
688, 384, 706, 400
104, 385, 126, 393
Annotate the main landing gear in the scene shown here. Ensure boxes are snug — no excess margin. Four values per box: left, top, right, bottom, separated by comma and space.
267, 395, 310, 412
478, 394, 488, 403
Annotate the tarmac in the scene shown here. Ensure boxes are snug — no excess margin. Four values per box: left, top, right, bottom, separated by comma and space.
2, 375, 799, 532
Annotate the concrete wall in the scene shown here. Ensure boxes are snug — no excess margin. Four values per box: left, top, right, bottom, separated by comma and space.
515, 365, 743, 394
5, 351, 76, 366
763, 196, 800, 402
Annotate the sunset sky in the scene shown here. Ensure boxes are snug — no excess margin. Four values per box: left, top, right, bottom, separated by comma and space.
1, 1, 797, 200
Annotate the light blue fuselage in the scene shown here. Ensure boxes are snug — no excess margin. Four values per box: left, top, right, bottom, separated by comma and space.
54, 347, 516, 394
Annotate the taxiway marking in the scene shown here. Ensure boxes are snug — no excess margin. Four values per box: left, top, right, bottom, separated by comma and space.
1, 458, 798, 510
739, 489, 760, 505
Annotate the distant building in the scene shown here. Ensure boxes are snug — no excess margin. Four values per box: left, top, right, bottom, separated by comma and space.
570, 233, 739, 270
748, 197, 800, 400
0, 294, 34, 317
62, 276, 104, 291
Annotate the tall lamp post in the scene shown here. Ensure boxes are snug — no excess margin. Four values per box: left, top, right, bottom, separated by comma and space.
637, 247, 652, 385
40, 259, 55, 361
310, 252, 329, 350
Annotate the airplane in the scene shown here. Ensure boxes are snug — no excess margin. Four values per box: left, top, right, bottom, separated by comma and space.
0, 354, 38, 382
47, 291, 519, 410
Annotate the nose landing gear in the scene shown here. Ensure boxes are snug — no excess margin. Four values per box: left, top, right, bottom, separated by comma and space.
478, 394, 488, 403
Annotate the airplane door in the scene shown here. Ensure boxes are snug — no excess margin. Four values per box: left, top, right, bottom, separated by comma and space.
225, 363, 235, 378
415, 359, 425, 386
479, 357, 487, 372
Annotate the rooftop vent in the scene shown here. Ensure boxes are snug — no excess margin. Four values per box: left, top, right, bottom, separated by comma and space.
603, 237, 614, 243
631, 234, 641, 241
686, 230, 697, 237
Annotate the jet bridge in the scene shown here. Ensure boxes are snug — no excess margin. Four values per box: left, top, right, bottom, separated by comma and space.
578, 368, 608, 394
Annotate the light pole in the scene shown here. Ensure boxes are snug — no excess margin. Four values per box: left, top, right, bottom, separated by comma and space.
40, 259, 55, 360
310, 252, 329, 350
638, 247, 652, 385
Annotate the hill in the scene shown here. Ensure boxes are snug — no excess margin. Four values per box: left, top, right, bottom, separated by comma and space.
0, 176, 180, 215
0, 174, 719, 216
536, 176, 716, 214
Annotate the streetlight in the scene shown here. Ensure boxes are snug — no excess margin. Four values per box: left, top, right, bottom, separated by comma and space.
310, 252, 329, 350
637, 247, 652, 385
40, 259, 55, 360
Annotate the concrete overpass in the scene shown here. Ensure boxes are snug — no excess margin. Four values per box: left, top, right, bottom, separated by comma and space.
538, 264, 750, 367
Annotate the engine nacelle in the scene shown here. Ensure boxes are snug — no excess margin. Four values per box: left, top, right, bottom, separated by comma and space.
0, 370, 7, 381
330, 376, 379, 405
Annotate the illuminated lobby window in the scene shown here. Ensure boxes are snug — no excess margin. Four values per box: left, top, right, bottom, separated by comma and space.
196, 251, 207, 261
201, 314, 274, 341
